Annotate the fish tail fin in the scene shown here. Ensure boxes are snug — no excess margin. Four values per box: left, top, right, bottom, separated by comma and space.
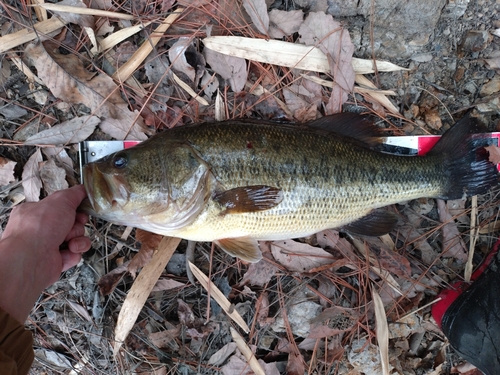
429, 114, 498, 200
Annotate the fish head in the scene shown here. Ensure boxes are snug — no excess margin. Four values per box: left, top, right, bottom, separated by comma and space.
82, 142, 212, 231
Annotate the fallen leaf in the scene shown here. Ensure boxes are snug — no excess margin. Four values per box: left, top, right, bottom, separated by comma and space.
372, 289, 390, 375
177, 299, 195, 327
169, 37, 205, 84
240, 255, 279, 286
25, 41, 146, 140
363, 237, 411, 278
151, 278, 185, 292
0, 157, 16, 186
149, 327, 181, 349
308, 306, 359, 338
49, 0, 94, 28
242, 0, 269, 35
437, 199, 467, 262
98, 263, 128, 296
271, 240, 337, 272
204, 48, 247, 92
42, 147, 74, 179
0, 103, 28, 120
485, 56, 500, 70
286, 352, 306, 375
22, 149, 43, 202
39, 159, 69, 195
208, 342, 237, 365
268, 9, 304, 38
485, 145, 500, 165
24, 115, 99, 145
128, 229, 164, 278
203, 36, 408, 74
256, 292, 271, 326
298, 12, 354, 114
144, 53, 173, 113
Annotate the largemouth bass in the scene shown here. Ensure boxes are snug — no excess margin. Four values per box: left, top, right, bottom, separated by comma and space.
82, 113, 498, 262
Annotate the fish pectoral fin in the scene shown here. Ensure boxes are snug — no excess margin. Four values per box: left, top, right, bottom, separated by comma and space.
214, 237, 262, 263
214, 185, 283, 214
342, 210, 399, 237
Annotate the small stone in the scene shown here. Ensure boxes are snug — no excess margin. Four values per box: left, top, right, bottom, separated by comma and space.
424, 110, 442, 130
459, 30, 491, 55
477, 97, 500, 113
410, 53, 433, 62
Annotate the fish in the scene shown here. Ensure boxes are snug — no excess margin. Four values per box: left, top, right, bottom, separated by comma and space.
82, 113, 498, 262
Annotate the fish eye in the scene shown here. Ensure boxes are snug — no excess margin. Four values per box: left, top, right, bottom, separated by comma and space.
113, 153, 128, 169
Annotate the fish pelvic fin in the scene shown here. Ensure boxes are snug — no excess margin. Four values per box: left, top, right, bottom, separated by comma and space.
430, 114, 498, 199
214, 237, 262, 263
214, 185, 283, 215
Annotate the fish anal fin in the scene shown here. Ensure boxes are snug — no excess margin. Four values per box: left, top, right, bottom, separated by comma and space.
215, 237, 262, 263
214, 185, 283, 214
342, 210, 399, 237
306, 113, 382, 147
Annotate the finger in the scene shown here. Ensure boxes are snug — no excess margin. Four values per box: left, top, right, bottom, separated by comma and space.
68, 236, 91, 254
65, 222, 86, 242
75, 212, 89, 225
48, 185, 88, 210
60, 250, 82, 272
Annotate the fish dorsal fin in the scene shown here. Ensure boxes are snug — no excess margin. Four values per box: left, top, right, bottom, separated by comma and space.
215, 237, 262, 262
305, 113, 382, 147
342, 210, 399, 237
214, 185, 283, 215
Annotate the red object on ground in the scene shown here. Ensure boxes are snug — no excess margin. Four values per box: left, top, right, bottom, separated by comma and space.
431, 238, 500, 375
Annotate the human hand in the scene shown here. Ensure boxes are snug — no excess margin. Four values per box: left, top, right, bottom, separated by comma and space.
0, 185, 91, 323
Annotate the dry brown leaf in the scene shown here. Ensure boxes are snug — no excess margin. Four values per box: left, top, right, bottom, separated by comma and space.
114, 236, 180, 356
0, 102, 28, 120
485, 145, 500, 164
204, 48, 247, 92
0, 157, 16, 186
221, 354, 280, 375
208, 342, 237, 366
437, 199, 467, 262
282, 82, 320, 121
24, 115, 99, 145
271, 240, 336, 272
98, 263, 128, 296
25, 42, 146, 140
372, 289, 390, 375
39, 159, 68, 195
42, 147, 74, 179
50, 0, 94, 28
230, 327, 266, 375
169, 37, 198, 83
485, 57, 500, 70
151, 278, 185, 292
363, 236, 411, 277
286, 352, 306, 375
22, 148, 43, 202
268, 9, 304, 39
308, 306, 359, 338
240, 255, 279, 286
128, 229, 164, 278
242, 0, 269, 35
299, 12, 354, 114
149, 327, 181, 348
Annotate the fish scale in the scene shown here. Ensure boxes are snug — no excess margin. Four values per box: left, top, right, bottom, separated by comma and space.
83, 114, 497, 262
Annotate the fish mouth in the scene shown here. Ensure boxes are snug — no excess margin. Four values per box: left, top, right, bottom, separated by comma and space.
83, 163, 130, 214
